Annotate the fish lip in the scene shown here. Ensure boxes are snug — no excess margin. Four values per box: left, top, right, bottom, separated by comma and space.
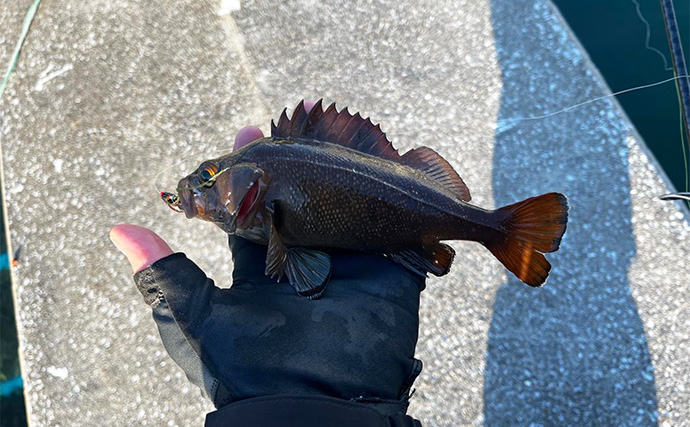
176, 178, 200, 219
180, 190, 197, 218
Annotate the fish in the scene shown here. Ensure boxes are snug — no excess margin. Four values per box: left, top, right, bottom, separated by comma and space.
163, 100, 569, 298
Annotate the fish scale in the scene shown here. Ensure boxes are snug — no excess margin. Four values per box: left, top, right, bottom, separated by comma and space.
244, 141, 468, 250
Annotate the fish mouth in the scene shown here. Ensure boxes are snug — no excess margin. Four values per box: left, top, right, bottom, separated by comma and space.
174, 167, 268, 233
179, 178, 263, 229
174, 177, 205, 219
179, 189, 199, 219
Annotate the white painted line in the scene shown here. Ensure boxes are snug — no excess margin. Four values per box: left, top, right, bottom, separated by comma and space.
217, 0, 240, 15
35, 63, 72, 91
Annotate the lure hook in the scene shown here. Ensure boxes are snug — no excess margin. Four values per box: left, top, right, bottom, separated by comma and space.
160, 192, 184, 213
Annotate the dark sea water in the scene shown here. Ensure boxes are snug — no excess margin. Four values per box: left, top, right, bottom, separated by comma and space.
1, 185, 27, 426
553, 0, 690, 194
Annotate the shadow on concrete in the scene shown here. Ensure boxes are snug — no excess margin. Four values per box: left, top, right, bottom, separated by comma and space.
483, 1, 658, 425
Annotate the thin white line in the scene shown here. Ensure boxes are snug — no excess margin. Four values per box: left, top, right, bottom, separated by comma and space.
35, 64, 72, 91
497, 75, 688, 129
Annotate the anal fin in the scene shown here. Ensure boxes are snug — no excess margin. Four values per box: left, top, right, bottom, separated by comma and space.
285, 248, 332, 299
389, 243, 455, 277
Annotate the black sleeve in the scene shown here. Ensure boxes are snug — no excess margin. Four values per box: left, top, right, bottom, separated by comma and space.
205, 395, 423, 427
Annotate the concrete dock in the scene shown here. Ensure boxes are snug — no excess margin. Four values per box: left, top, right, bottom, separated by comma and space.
1, 0, 688, 425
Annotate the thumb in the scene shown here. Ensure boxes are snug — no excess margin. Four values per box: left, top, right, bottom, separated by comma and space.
111, 225, 224, 403
111, 223, 218, 343
110, 224, 174, 273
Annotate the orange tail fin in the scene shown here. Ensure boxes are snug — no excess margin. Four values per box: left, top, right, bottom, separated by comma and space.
487, 192, 568, 287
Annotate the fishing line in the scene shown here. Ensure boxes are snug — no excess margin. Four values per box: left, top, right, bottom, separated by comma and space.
152, 146, 235, 194
658, 0, 690, 209
176, 167, 231, 191
155, 75, 690, 199
674, 75, 690, 208
498, 71, 690, 208
496, 75, 689, 129
631, 0, 673, 71
0, 0, 43, 99
152, 135, 261, 195
155, 75, 686, 187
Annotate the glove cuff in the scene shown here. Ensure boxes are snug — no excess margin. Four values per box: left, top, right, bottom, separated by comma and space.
205, 395, 421, 427
133, 252, 200, 306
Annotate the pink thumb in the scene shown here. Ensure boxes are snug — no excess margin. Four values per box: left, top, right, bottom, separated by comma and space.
110, 224, 174, 274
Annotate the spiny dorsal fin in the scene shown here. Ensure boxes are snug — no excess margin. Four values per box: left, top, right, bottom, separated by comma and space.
271, 99, 471, 201
272, 99, 400, 160
401, 147, 471, 202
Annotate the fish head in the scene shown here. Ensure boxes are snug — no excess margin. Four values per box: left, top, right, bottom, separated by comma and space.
175, 158, 268, 234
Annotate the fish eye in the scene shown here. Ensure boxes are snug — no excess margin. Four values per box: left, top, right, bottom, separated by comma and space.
199, 163, 219, 182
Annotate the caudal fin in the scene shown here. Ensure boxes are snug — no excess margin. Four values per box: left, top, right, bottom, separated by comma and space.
487, 192, 568, 287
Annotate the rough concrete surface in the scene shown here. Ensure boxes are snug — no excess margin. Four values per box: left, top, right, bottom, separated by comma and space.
1, 0, 688, 425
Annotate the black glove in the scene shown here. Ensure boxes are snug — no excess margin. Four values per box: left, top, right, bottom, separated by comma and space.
134, 235, 425, 426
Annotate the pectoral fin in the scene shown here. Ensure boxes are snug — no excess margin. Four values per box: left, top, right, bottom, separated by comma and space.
285, 248, 331, 299
265, 220, 288, 280
263, 203, 288, 280
263, 203, 331, 299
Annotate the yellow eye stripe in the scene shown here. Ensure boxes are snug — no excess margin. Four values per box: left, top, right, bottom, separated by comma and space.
204, 164, 219, 176
175, 166, 231, 191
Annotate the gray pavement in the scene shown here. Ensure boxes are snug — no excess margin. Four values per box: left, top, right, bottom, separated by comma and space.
1, 0, 689, 425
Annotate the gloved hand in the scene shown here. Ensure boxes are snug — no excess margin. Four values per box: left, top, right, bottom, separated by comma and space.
110, 113, 425, 427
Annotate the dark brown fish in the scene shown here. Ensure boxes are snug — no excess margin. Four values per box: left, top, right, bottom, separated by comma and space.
163, 100, 568, 298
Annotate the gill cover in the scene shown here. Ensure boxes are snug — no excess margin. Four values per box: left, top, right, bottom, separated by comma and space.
211, 163, 267, 231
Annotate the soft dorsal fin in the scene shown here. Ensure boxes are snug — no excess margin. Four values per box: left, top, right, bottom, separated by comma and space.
271, 99, 471, 202
401, 147, 471, 201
